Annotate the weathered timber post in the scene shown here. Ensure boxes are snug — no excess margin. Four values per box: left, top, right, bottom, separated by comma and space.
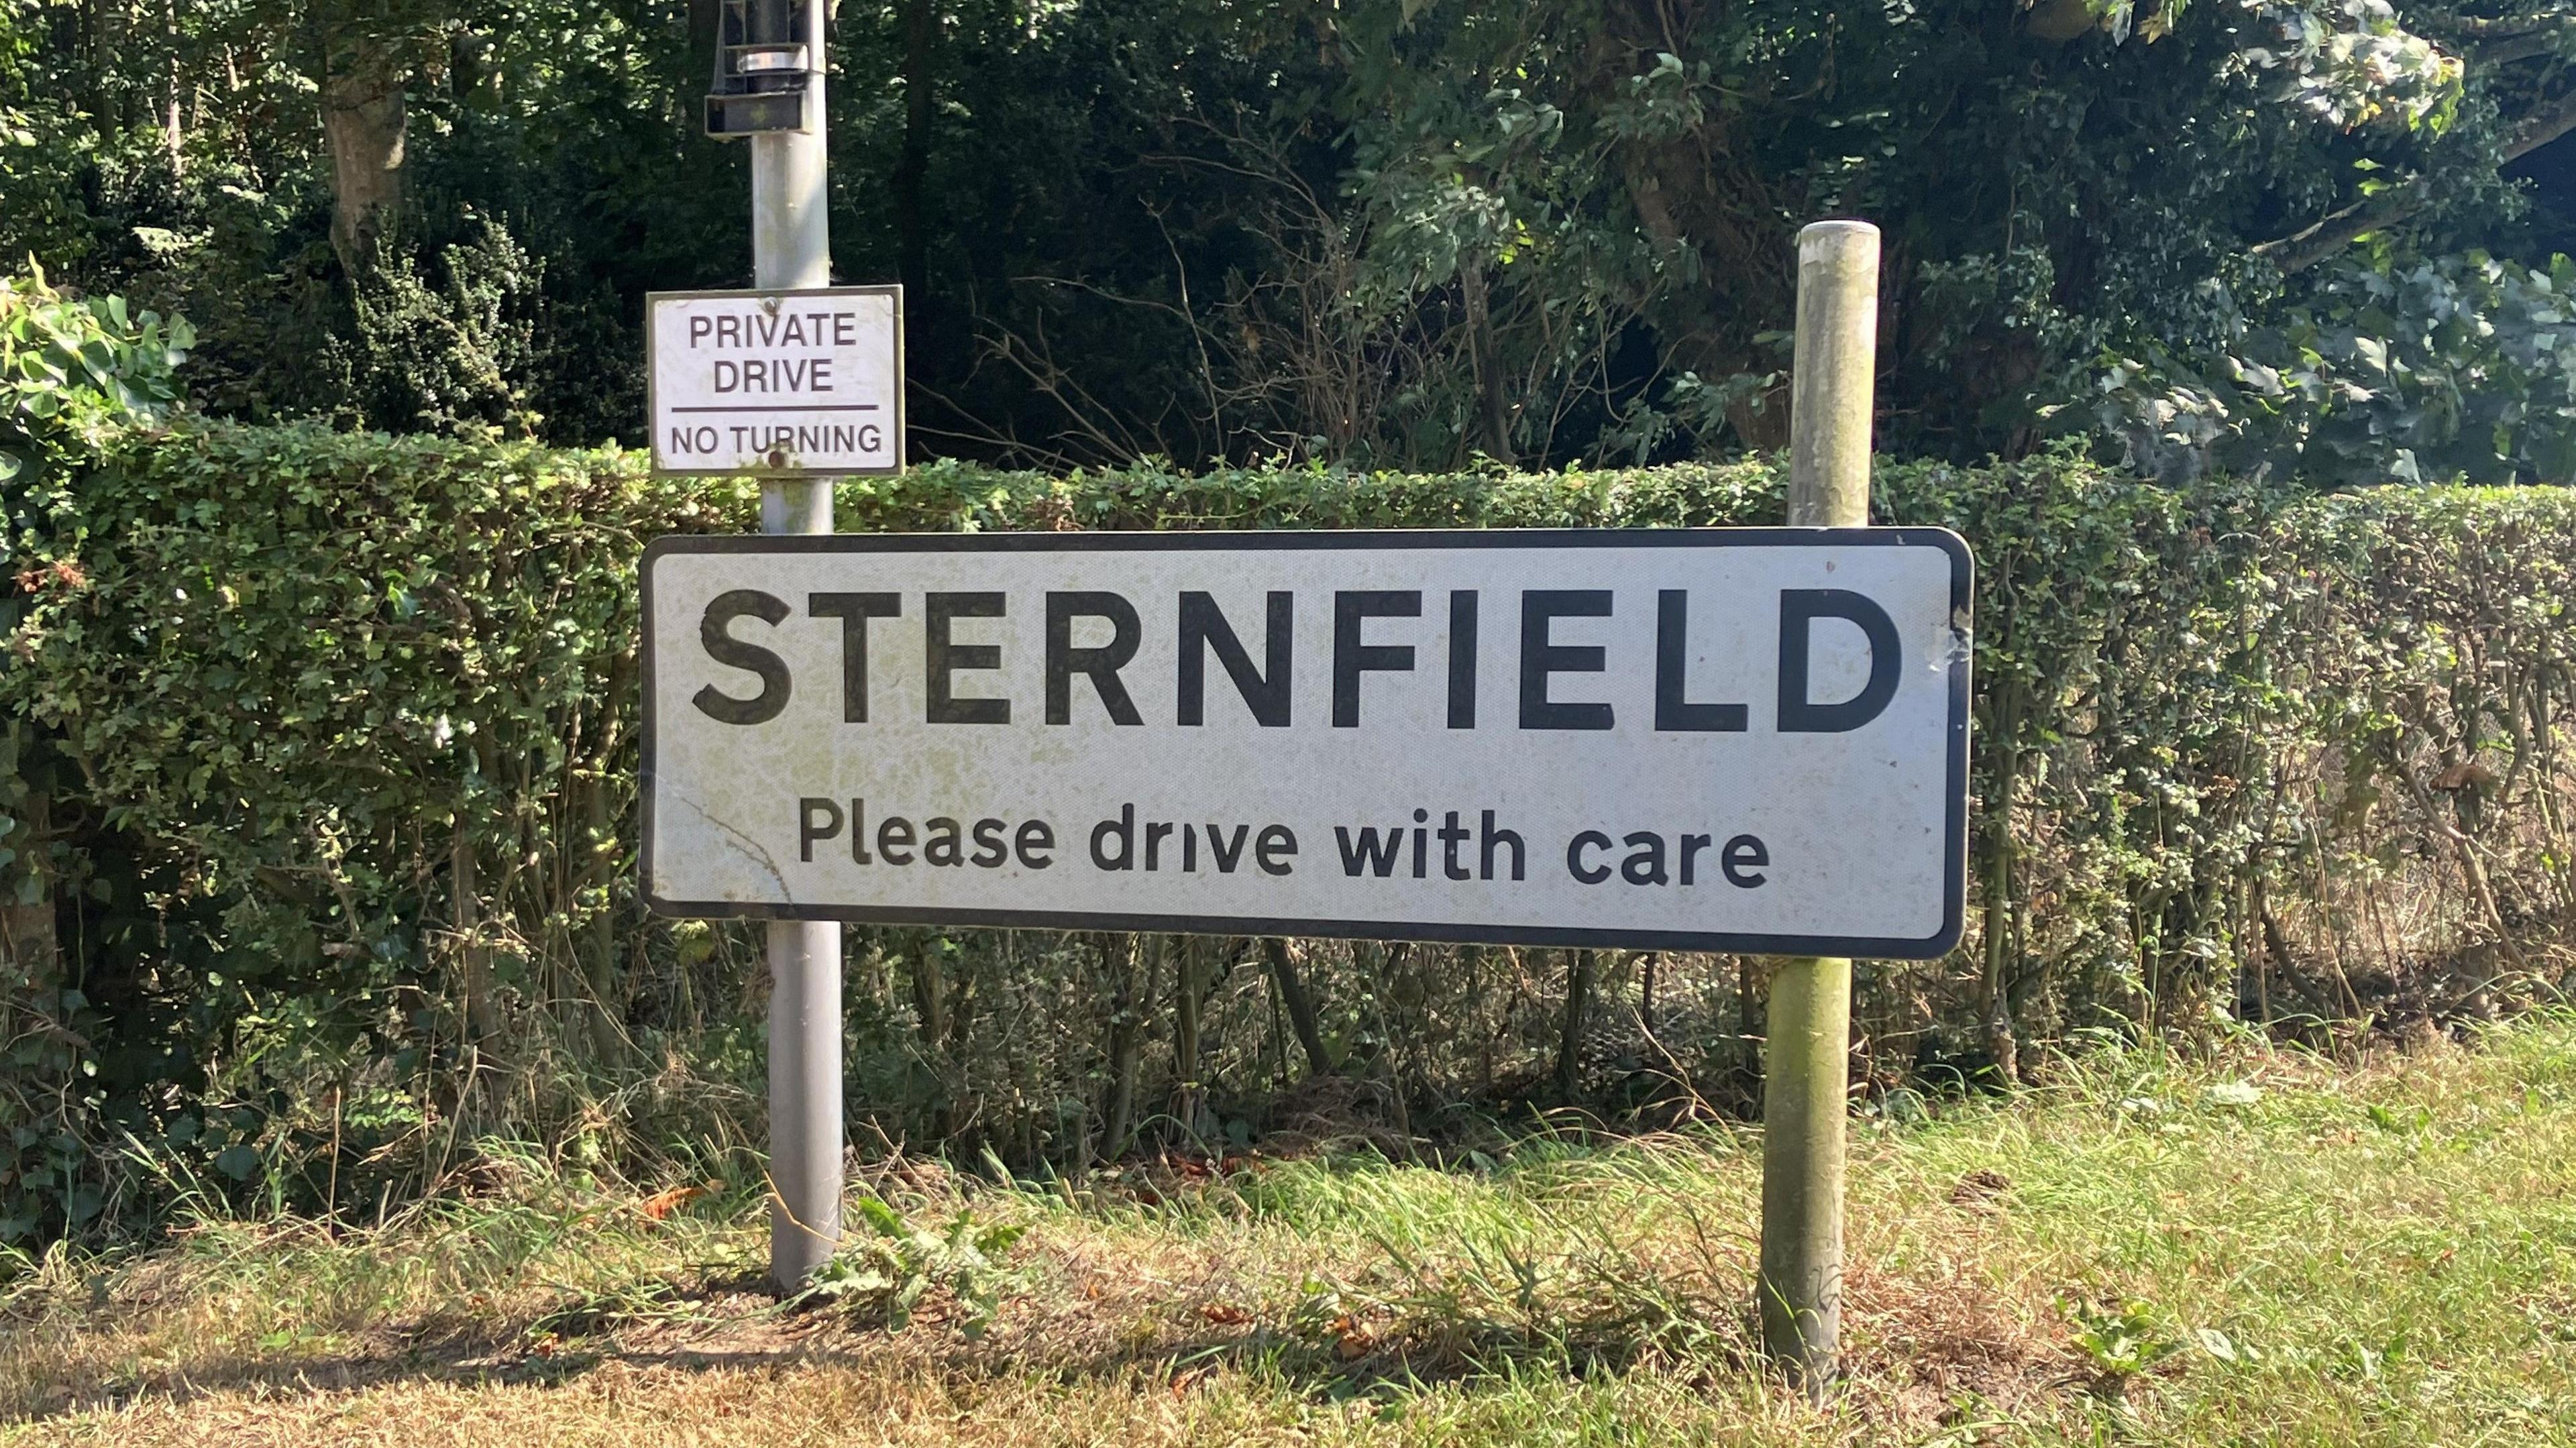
1758, 218, 1880, 1392
753, 0, 845, 1292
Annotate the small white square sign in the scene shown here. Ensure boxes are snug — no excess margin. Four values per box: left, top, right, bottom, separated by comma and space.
647, 286, 903, 476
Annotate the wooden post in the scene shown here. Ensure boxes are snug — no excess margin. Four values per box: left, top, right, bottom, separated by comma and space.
1758, 218, 1879, 1394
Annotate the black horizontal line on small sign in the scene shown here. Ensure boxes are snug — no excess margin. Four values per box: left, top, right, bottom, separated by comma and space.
667, 404, 883, 414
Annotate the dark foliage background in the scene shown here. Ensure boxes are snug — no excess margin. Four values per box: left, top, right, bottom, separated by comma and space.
11, 0, 2576, 479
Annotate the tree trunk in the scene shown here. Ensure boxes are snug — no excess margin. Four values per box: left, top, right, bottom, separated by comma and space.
1099, 934, 1157, 1163
896, 0, 934, 304
1556, 948, 1595, 1101
580, 653, 635, 1064
450, 818, 499, 1044
1462, 258, 1513, 464
910, 929, 948, 1046
1259, 937, 1332, 1078
0, 793, 57, 993
905, 929, 953, 1137
321, 27, 407, 277
1736, 953, 1760, 1076
1979, 769, 2022, 1083
687, 0, 722, 89
161, 0, 183, 176
1171, 938, 1205, 1144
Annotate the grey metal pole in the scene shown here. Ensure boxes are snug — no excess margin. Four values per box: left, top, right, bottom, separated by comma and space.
755, 0, 843, 1293
1758, 218, 1879, 1394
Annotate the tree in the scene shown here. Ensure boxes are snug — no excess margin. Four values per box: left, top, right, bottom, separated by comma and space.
11, 0, 2576, 480
1250, 0, 2576, 476
317, 3, 421, 278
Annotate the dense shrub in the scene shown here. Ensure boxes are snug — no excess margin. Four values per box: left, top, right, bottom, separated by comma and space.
2, 417, 2571, 1248
1, 273, 191, 1240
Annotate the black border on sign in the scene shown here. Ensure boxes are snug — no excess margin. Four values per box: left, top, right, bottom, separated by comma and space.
645, 284, 906, 478
638, 528, 1974, 960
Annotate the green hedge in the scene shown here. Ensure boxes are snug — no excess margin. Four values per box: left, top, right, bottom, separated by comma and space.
3, 418, 2573, 1246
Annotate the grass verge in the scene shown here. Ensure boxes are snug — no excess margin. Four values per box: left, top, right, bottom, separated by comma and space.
5, 1017, 2575, 1445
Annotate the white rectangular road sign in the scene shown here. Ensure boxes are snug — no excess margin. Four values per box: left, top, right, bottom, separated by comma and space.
647, 286, 903, 476
641, 530, 1972, 957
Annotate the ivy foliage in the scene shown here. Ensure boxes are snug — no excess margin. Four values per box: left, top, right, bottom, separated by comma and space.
0, 418, 747, 1243
0, 272, 192, 1239
3, 408, 2571, 1248
0, 267, 191, 485
2089, 252, 2576, 484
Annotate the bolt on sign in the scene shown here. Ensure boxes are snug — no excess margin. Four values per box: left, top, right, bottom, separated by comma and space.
641, 530, 1972, 956
647, 286, 903, 476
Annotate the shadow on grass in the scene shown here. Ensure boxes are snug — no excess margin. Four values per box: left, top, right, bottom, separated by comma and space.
7, 1261, 1758, 1425
3, 1129, 2089, 1428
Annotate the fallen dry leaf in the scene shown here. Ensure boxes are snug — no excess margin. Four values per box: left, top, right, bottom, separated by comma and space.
640, 1184, 712, 1221
1332, 1314, 1375, 1360
2432, 759, 2500, 792
1949, 1168, 2012, 1208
